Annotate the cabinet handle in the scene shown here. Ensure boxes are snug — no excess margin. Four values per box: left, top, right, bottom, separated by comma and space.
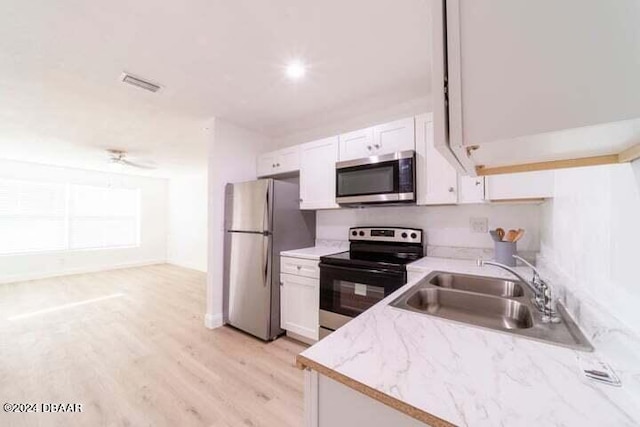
367, 145, 372, 150
374, 144, 380, 149
276, 163, 280, 167
299, 198, 303, 202
296, 265, 302, 270
475, 180, 482, 186
448, 187, 455, 193
272, 164, 276, 168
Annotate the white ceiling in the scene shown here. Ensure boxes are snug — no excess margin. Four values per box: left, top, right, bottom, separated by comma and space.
0, 0, 431, 174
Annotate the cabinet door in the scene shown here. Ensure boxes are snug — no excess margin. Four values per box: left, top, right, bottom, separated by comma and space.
416, 113, 458, 205
372, 117, 415, 155
339, 127, 374, 161
257, 152, 277, 177
277, 146, 301, 174
458, 175, 485, 204
433, 0, 640, 173
280, 273, 319, 341
486, 170, 554, 200
300, 137, 339, 210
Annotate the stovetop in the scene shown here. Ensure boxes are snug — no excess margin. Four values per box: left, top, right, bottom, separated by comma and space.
320, 226, 424, 272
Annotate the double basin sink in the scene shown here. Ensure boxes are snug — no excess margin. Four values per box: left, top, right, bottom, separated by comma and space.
390, 271, 593, 351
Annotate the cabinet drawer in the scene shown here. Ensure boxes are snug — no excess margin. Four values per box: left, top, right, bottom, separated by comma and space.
280, 256, 320, 279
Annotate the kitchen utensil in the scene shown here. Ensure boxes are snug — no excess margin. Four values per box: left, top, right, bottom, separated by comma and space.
495, 228, 505, 241
489, 230, 502, 242
505, 229, 519, 242
513, 229, 525, 242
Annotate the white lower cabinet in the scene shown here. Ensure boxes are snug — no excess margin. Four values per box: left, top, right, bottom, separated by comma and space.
304, 371, 425, 427
281, 274, 319, 341
280, 256, 320, 342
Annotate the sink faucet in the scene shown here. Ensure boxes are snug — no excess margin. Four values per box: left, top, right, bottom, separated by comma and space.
476, 256, 559, 323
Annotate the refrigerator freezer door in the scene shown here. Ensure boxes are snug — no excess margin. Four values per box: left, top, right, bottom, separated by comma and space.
227, 179, 272, 233
226, 231, 272, 340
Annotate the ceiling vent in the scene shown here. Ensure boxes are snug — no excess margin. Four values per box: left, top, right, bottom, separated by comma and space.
120, 72, 162, 93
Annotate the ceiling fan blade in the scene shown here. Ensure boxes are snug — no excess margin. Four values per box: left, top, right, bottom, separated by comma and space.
120, 158, 157, 170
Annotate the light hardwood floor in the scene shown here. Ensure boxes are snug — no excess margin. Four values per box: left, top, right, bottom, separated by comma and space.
0, 264, 307, 427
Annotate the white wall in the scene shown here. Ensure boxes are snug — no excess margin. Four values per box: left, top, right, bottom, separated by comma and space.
540, 162, 640, 334
167, 171, 208, 272
0, 159, 168, 283
206, 118, 275, 328
317, 203, 542, 252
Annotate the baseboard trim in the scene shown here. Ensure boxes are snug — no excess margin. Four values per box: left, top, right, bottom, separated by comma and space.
205, 313, 224, 329
166, 260, 207, 273
0, 259, 166, 285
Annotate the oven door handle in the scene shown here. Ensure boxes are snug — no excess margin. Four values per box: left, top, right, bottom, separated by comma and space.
318, 263, 403, 277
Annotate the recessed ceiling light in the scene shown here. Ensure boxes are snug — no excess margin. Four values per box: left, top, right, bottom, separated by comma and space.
285, 60, 306, 80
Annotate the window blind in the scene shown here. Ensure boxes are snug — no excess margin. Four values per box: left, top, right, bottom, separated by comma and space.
0, 179, 140, 255
69, 185, 140, 250
0, 179, 67, 254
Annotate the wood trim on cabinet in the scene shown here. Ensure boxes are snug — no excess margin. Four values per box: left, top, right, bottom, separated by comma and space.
296, 354, 455, 427
475, 154, 620, 176
618, 143, 640, 163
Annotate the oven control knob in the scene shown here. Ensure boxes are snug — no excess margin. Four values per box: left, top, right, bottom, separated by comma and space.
410, 232, 417, 239
352, 230, 357, 236
358, 231, 365, 237
401, 232, 408, 238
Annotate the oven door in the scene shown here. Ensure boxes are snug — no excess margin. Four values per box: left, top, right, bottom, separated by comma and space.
335, 151, 415, 204
319, 263, 406, 320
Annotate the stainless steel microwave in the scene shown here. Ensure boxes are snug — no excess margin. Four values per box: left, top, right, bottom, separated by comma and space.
335, 150, 416, 205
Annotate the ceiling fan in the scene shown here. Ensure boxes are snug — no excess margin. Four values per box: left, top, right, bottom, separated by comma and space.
107, 149, 157, 170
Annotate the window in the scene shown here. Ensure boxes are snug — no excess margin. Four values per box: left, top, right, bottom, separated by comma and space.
69, 185, 140, 250
0, 179, 140, 255
0, 179, 67, 254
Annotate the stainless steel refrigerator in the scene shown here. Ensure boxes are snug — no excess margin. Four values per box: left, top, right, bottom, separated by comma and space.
223, 178, 316, 340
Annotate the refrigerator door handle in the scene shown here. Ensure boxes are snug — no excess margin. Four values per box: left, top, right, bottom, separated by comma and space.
262, 182, 270, 233
262, 236, 270, 287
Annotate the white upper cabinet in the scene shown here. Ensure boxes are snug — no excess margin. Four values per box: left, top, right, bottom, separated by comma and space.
372, 118, 415, 155
257, 152, 277, 178
339, 127, 374, 161
257, 146, 300, 177
432, 0, 640, 175
457, 176, 485, 204
416, 113, 458, 205
339, 118, 415, 161
300, 136, 339, 210
486, 170, 554, 201
278, 146, 300, 172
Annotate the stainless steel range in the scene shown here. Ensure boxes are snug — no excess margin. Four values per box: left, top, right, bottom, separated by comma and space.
318, 226, 424, 338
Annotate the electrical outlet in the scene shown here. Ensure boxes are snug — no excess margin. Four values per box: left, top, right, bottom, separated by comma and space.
470, 217, 488, 233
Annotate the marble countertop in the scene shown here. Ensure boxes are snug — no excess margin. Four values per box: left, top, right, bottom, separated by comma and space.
298, 257, 640, 426
280, 246, 346, 260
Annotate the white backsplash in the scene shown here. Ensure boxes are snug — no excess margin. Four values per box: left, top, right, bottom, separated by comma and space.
316, 203, 542, 252
540, 162, 640, 377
